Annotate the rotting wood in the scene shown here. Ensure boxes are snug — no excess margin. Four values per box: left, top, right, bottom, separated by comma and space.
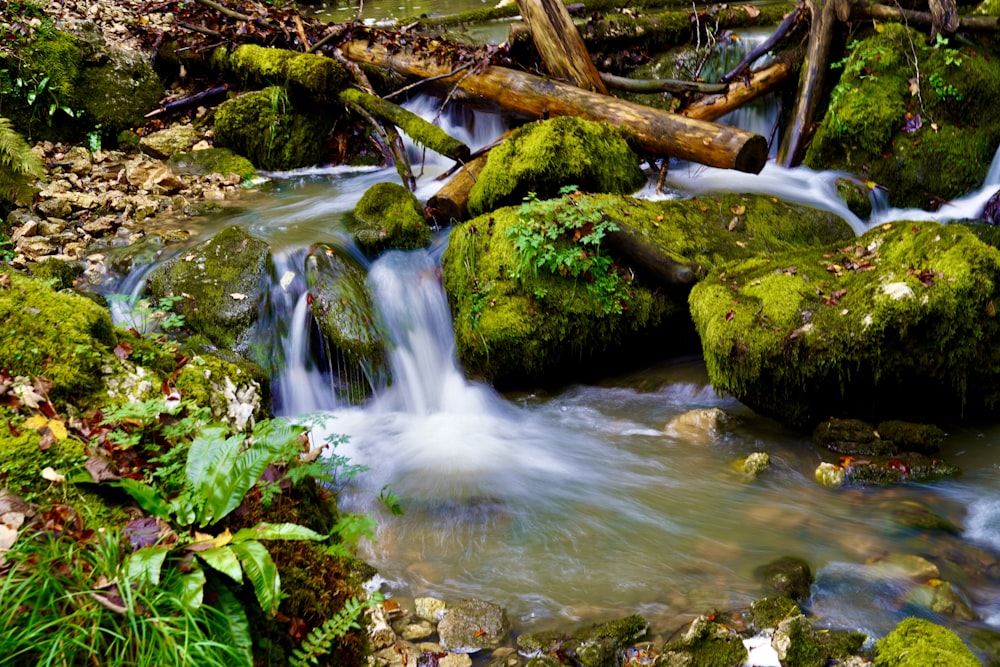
515, 0, 608, 93
426, 153, 490, 223
341, 40, 769, 173
338, 88, 471, 161
599, 73, 727, 94
604, 224, 704, 289
849, 1, 998, 32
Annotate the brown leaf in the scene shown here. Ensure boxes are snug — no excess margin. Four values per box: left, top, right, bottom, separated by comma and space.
85, 456, 121, 483
742, 4, 761, 17
114, 342, 133, 360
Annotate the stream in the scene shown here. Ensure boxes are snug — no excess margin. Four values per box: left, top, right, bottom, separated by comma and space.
106, 21, 1000, 658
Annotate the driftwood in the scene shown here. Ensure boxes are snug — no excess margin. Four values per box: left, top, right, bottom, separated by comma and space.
426, 153, 490, 223
146, 84, 229, 118
681, 60, 794, 121
341, 40, 769, 173
338, 88, 471, 161
599, 73, 727, 94
515, 0, 608, 92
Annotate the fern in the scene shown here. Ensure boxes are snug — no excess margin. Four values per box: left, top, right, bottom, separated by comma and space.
0, 116, 44, 207
290, 596, 378, 667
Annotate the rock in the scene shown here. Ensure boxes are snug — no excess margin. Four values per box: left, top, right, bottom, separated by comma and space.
815, 462, 845, 487
145, 225, 271, 352
864, 553, 940, 581
63, 146, 93, 175
35, 197, 74, 219
139, 124, 201, 159
368, 602, 397, 651
771, 614, 865, 667
753, 556, 814, 601
466, 116, 646, 217
749, 596, 800, 631
437, 598, 511, 653
394, 618, 435, 641
414, 597, 447, 623
659, 615, 748, 667
984, 189, 1000, 225
689, 221, 1000, 428
905, 580, 979, 620
874, 617, 980, 666
665, 407, 732, 445
736, 451, 771, 477
886, 500, 962, 534
350, 182, 431, 255
166, 147, 256, 181
125, 159, 186, 194
840, 452, 960, 486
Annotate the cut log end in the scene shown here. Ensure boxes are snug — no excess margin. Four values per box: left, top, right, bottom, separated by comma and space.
733, 135, 770, 174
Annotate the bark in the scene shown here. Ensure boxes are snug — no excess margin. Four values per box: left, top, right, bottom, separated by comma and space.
680, 60, 793, 121
777, 0, 838, 167
341, 40, 769, 173
599, 73, 727, 94
338, 88, 471, 161
719, 5, 803, 84
426, 153, 490, 224
604, 225, 704, 288
850, 1, 997, 32
515, 0, 608, 93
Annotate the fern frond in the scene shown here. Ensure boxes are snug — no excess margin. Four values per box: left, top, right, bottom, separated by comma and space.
0, 116, 43, 206
290, 596, 375, 667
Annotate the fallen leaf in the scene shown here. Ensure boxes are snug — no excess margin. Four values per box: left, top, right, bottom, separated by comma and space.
728, 216, 740, 231
48, 419, 68, 441
742, 4, 760, 17
114, 342, 133, 360
24, 415, 49, 430
908, 77, 920, 96
735, 240, 746, 247
730, 204, 746, 215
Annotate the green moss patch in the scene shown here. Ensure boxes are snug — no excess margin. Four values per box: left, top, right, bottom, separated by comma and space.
805, 24, 1000, 210
690, 220, 1000, 428
874, 618, 980, 667
467, 116, 646, 217
349, 182, 430, 254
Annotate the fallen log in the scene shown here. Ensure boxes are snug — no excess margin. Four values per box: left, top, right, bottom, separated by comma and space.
341, 40, 769, 173
426, 153, 490, 223
849, 1, 998, 32
516, 0, 608, 93
604, 224, 704, 288
338, 88, 471, 161
681, 60, 794, 121
599, 73, 727, 94
719, 4, 804, 84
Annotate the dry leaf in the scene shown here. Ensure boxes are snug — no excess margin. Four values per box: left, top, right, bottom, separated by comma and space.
48, 419, 68, 441
908, 77, 920, 96
730, 204, 746, 215
24, 415, 49, 430
742, 4, 760, 17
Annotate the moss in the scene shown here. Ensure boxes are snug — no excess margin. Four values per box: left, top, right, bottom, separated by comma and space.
748, 596, 800, 631
166, 148, 257, 182
0, 271, 115, 401
467, 116, 646, 217
875, 420, 944, 453
690, 220, 1000, 428
753, 556, 814, 601
443, 192, 851, 386
578, 615, 649, 644
228, 44, 349, 104
805, 24, 1000, 209
660, 615, 748, 667
349, 182, 430, 254
30, 259, 84, 290
214, 87, 335, 170
175, 353, 265, 432
145, 225, 272, 352
874, 617, 980, 667
775, 615, 867, 667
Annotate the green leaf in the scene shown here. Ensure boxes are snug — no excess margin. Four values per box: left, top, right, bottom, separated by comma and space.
203, 438, 284, 524
231, 522, 326, 544
185, 425, 241, 496
230, 540, 280, 616
122, 546, 168, 587
204, 579, 254, 667
113, 478, 174, 519
197, 546, 244, 584
174, 567, 206, 610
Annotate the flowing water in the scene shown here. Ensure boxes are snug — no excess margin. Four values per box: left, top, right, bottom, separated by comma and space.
105, 34, 1000, 658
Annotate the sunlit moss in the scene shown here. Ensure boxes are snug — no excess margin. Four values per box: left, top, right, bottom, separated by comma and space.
874, 618, 980, 667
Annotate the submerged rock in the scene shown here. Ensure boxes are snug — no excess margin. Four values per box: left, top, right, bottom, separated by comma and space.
690, 221, 1000, 428
753, 556, 815, 602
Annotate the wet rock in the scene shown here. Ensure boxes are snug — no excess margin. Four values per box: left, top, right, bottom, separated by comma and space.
485, 646, 521, 667
864, 553, 940, 581
665, 407, 733, 445
905, 580, 978, 620
516, 629, 565, 657
437, 598, 511, 653
753, 556, 814, 602
748, 596, 800, 631
771, 614, 865, 667
145, 225, 272, 352
736, 451, 771, 477
874, 617, 981, 666
659, 615, 748, 667
139, 124, 201, 159
887, 500, 962, 534
350, 182, 430, 256
304, 244, 386, 397
839, 452, 960, 486
984, 189, 1000, 224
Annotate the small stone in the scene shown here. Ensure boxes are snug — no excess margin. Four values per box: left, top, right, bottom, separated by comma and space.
35, 198, 74, 218
414, 597, 447, 623
815, 462, 845, 487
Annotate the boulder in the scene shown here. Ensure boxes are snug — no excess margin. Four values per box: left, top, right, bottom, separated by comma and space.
467, 116, 646, 217
349, 182, 431, 255
804, 24, 1000, 210
659, 615, 748, 667
753, 556, 814, 602
690, 221, 1000, 428
145, 225, 271, 352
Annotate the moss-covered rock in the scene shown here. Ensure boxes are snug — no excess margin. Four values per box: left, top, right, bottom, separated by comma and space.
753, 556, 815, 601
443, 192, 852, 386
175, 353, 266, 432
146, 225, 272, 352
772, 614, 866, 667
813, 417, 945, 455
304, 244, 386, 399
0, 271, 115, 400
0, 24, 162, 143
467, 116, 646, 217
658, 615, 748, 667
214, 87, 335, 170
748, 596, 801, 631
690, 220, 1000, 428
166, 147, 257, 182
804, 24, 1000, 210
349, 182, 430, 255
874, 617, 980, 666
